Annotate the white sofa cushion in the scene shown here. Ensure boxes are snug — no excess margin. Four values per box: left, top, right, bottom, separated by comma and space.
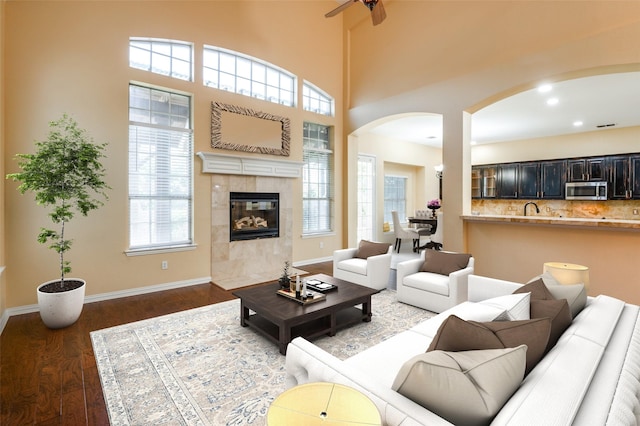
336, 258, 368, 275
479, 293, 531, 321
410, 301, 506, 338
345, 330, 433, 388
392, 346, 527, 426
403, 272, 450, 296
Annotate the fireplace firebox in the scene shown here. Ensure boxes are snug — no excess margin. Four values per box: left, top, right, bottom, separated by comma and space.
230, 192, 279, 241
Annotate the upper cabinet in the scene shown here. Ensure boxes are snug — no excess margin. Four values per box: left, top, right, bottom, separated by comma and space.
517, 160, 566, 199
473, 153, 640, 200
540, 160, 567, 199
497, 163, 519, 199
472, 165, 497, 199
568, 157, 607, 182
610, 154, 640, 199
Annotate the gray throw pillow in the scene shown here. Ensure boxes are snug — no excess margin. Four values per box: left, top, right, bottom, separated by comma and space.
392, 346, 527, 425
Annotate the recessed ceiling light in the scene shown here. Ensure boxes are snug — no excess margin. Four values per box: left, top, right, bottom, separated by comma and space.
537, 84, 552, 93
546, 98, 559, 106
573, 121, 583, 127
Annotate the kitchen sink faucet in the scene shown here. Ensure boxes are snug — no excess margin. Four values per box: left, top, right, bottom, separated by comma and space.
524, 201, 540, 216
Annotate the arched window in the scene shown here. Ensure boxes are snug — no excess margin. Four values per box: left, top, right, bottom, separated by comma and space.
129, 38, 193, 81
303, 81, 334, 116
203, 46, 296, 107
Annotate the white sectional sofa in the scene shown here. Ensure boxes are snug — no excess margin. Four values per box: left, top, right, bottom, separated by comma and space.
285, 274, 640, 425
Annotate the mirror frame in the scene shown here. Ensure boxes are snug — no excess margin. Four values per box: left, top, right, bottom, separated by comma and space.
211, 101, 291, 157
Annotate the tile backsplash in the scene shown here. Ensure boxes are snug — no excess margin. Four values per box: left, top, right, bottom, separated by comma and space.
471, 199, 640, 220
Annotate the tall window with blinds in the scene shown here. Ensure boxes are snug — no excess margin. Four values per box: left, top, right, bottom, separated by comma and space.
384, 176, 408, 227
128, 84, 193, 251
302, 123, 333, 235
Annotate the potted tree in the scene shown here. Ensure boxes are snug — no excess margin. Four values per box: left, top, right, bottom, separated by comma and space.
6, 114, 109, 328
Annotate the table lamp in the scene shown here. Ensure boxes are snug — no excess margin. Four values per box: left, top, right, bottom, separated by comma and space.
543, 262, 590, 288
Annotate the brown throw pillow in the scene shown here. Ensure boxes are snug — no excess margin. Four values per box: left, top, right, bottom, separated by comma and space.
530, 299, 572, 353
514, 278, 555, 300
427, 314, 551, 374
354, 240, 390, 259
514, 278, 572, 353
419, 250, 472, 275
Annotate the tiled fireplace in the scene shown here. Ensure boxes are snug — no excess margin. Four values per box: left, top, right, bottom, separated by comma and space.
198, 152, 303, 290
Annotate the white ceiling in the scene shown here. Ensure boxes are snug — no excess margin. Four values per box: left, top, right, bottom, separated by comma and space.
368, 72, 640, 147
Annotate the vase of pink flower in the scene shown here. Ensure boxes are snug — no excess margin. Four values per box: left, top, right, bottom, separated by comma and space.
427, 199, 441, 218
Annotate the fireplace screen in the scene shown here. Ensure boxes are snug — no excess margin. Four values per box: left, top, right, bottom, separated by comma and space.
230, 192, 279, 241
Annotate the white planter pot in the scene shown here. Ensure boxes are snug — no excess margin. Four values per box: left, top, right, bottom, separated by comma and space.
37, 278, 86, 329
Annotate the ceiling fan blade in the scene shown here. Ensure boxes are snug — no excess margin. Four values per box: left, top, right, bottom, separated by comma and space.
371, 0, 386, 25
325, 0, 358, 18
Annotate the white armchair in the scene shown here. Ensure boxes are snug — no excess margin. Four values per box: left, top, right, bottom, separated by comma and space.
333, 242, 393, 291
396, 250, 474, 313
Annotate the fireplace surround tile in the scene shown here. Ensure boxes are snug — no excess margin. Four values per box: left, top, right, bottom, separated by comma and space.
209, 174, 294, 290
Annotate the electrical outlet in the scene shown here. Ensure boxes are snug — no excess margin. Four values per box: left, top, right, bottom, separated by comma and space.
633, 209, 639, 215
546, 207, 551, 212
161, 260, 168, 270
319, 242, 324, 249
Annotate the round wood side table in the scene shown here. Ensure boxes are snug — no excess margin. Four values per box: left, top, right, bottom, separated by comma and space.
267, 382, 382, 425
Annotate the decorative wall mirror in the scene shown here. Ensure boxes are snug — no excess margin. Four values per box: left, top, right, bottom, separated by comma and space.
211, 102, 291, 157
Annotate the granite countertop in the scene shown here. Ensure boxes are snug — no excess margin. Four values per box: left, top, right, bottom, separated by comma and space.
461, 214, 640, 230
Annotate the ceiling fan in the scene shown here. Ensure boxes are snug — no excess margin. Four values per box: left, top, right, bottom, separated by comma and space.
325, 0, 387, 26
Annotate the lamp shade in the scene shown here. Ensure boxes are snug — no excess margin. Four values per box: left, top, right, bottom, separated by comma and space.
543, 262, 590, 287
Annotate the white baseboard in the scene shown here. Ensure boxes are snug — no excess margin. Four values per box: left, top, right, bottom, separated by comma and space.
0, 276, 212, 335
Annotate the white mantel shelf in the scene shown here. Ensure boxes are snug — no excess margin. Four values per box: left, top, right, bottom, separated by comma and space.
196, 152, 304, 178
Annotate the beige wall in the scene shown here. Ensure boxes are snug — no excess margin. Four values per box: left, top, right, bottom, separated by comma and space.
349, 131, 442, 246
342, 1, 640, 253
1, 0, 7, 318
339, 1, 640, 302
466, 221, 640, 306
472, 126, 640, 166
3, 1, 640, 312
3, 1, 343, 308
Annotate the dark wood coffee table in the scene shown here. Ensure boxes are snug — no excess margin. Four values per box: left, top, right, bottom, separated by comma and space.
232, 274, 378, 355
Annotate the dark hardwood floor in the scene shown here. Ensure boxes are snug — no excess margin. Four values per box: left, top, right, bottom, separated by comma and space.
0, 261, 333, 425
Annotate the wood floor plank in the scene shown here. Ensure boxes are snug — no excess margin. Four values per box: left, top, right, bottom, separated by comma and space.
1, 262, 334, 425
35, 364, 61, 423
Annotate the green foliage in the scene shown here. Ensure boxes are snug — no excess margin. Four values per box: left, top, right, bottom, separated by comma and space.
6, 114, 110, 284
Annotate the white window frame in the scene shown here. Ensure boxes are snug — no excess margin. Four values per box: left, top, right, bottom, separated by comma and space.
127, 83, 195, 254
302, 122, 333, 236
303, 81, 334, 117
129, 38, 194, 81
357, 155, 376, 242
203, 45, 296, 107
384, 175, 408, 227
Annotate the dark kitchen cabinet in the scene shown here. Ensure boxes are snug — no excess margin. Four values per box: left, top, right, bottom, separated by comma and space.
518, 160, 566, 199
610, 155, 640, 199
540, 160, 566, 199
498, 163, 518, 199
518, 162, 539, 198
568, 157, 607, 182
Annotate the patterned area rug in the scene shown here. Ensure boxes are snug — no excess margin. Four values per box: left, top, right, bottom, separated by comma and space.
91, 289, 434, 425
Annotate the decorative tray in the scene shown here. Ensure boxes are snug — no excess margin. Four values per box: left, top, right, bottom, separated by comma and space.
305, 279, 338, 293
276, 288, 326, 305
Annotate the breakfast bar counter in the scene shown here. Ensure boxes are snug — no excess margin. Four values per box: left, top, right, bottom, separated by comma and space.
462, 214, 640, 231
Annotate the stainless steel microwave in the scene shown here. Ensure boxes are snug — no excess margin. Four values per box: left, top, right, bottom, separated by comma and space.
565, 181, 607, 200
